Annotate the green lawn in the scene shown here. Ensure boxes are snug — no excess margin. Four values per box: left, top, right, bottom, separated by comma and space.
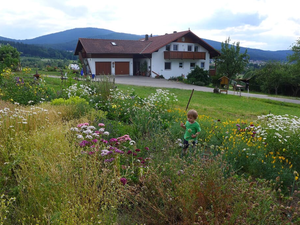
116, 84, 300, 121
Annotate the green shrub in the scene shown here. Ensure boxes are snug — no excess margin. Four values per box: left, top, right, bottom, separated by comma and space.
0, 76, 56, 105
194, 81, 205, 86
51, 96, 91, 119
187, 65, 211, 85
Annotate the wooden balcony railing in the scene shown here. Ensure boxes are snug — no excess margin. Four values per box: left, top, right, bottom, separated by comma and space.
164, 51, 206, 60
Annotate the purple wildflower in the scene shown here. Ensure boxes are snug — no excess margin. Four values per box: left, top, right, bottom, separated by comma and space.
79, 140, 90, 147
115, 149, 124, 154
104, 158, 115, 163
109, 138, 118, 143
135, 149, 140, 152
120, 177, 127, 185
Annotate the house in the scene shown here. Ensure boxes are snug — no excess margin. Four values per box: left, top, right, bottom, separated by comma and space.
74, 30, 220, 79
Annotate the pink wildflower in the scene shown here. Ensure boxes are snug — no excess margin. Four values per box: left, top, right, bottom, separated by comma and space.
98, 123, 105, 127
77, 123, 89, 128
120, 177, 127, 185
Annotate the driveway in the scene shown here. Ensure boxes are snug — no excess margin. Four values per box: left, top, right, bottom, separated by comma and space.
112, 76, 300, 105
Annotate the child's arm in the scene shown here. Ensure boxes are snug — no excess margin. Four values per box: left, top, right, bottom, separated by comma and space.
180, 122, 186, 129
191, 131, 200, 138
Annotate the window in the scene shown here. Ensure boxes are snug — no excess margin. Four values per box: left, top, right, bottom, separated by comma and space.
179, 62, 183, 68
194, 46, 198, 52
188, 45, 193, 51
173, 44, 178, 51
111, 42, 117, 46
166, 44, 170, 51
201, 62, 205, 68
165, 62, 171, 70
190, 63, 196, 69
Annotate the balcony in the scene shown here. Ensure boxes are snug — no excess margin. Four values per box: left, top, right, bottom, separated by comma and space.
164, 51, 206, 60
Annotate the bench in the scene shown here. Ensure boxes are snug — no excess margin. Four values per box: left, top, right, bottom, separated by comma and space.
219, 85, 228, 94
219, 89, 228, 94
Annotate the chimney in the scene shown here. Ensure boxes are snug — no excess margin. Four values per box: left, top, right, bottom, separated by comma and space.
145, 34, 149, 41
173, 31, 177, 33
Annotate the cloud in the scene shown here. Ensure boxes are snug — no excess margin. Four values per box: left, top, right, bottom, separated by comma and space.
195, 10, 266, 30
1, 0, 300, 50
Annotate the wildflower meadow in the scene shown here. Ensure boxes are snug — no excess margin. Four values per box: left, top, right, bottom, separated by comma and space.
0, 70, 300, 224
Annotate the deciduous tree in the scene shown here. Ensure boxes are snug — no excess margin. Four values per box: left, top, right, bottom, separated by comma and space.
256, 61, 287, 95
287, 38, 300, 96
215, 37, 250, 79
0, 44, 20, 71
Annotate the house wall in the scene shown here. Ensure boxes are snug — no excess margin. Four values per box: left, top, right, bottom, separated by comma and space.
87, 58, 133, 75
151, 42, 210, 79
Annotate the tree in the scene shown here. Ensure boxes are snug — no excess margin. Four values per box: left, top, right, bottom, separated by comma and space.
214, 37, 250, 79
285, 64, 300, 96
256, 61, 287, 95
0, 44, 20, 71
287, 38, 300, 96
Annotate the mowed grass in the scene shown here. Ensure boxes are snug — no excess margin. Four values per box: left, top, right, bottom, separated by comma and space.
116, 84, 300, 121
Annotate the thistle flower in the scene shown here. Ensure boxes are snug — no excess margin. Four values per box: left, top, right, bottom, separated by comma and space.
120, 177, 127, 185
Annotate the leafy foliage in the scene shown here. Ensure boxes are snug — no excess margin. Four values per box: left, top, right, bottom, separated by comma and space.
0, 44, 20, 72
186, 65, 211, 86
0, 68, 56, 105
0, 40, 77, 60
215, 37, 250, 79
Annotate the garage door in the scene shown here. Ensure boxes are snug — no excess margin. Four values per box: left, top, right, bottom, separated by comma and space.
115, 62, 130, 75
96, 62, 111, 75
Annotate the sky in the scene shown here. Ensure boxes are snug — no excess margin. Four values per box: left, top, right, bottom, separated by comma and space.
1, 0, 300, 51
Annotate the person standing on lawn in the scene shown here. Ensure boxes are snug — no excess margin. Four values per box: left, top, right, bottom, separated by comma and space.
180, 109, 201, 155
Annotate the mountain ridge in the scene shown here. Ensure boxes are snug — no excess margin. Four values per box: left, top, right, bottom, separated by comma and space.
0, 27, 293, 61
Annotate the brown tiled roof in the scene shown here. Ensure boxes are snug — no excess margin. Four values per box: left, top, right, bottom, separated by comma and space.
75, 39, 148, 54
140, 30, 191, 53
74, 30, 220, 58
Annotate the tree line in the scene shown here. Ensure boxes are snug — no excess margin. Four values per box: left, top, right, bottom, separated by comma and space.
214, 37, 300, 97
0, 40, 77, 60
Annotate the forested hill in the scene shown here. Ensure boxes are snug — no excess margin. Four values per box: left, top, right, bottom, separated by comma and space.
0, 27, 293, 61
0, 40, 77, 60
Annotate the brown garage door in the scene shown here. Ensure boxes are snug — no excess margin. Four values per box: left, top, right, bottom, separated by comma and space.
96, 62, 111, 75
115, 62, 130, 75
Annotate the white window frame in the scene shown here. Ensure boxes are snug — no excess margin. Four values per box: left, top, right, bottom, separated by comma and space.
188, 45, 193, 52
173, 44, 178, 51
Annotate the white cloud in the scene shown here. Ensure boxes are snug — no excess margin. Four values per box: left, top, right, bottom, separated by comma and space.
0, 0, 300, 50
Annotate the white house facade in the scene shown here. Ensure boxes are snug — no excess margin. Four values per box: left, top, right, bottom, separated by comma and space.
74, 30, 220, 79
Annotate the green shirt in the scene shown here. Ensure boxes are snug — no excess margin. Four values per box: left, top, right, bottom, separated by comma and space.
184, 121, 201, 141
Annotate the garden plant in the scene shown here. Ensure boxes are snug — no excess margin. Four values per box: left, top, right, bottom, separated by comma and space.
0, 68, 300, 224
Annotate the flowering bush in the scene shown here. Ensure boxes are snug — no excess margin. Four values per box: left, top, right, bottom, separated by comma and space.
0, 68, 56, 105
64, 83, 96, 99
70, 122, 150, 184
195, 114, 300, 190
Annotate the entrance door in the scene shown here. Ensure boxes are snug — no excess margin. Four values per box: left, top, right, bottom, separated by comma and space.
96, 62, 111, 75
115, 62, 130, 75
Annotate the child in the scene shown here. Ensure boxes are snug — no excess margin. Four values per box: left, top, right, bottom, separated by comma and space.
180, 109, 201, 155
